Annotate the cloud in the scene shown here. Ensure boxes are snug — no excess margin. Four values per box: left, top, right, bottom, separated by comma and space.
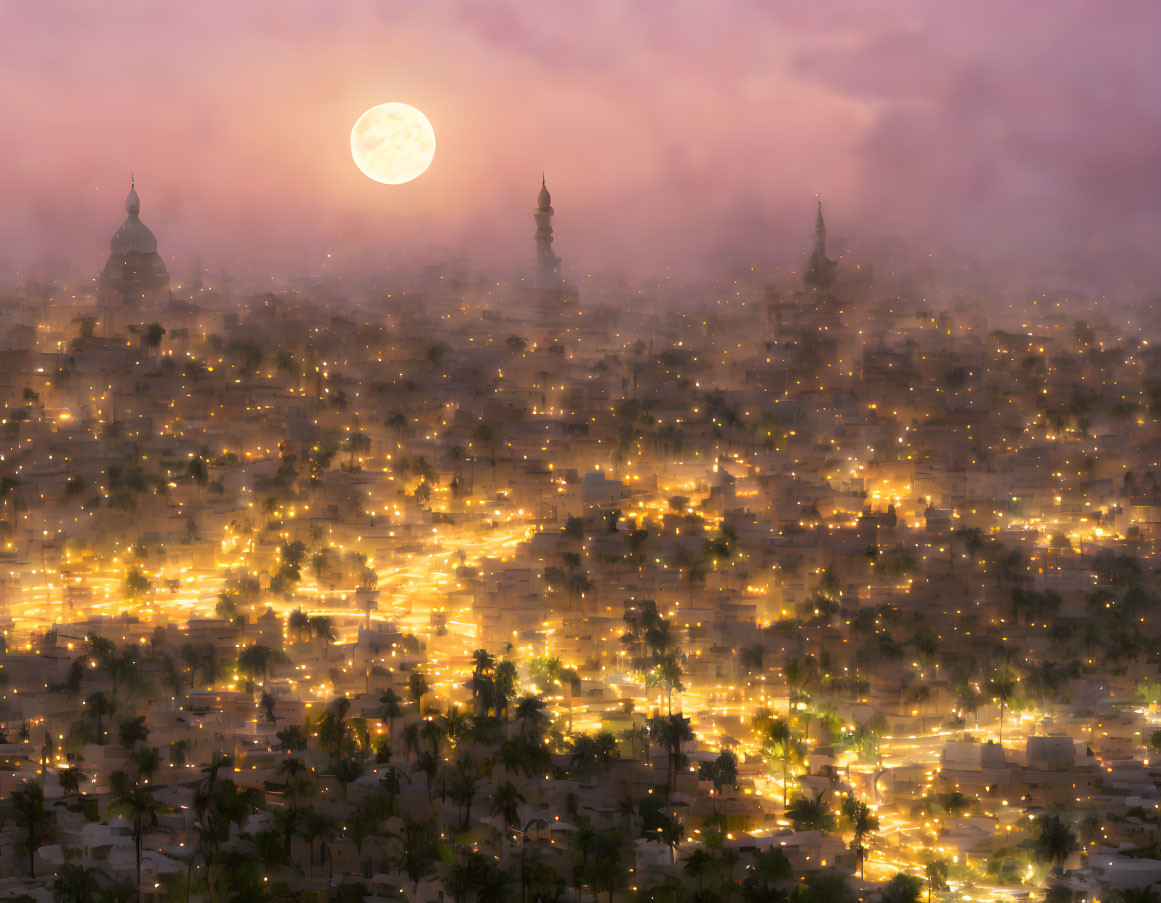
791, 0, 1161, 289
0, 0, 1156, 294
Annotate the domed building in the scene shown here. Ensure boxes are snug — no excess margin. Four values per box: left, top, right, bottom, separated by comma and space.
98, 178, 169, 325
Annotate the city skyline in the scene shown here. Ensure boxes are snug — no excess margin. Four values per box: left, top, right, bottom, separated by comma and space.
0, 6, 1159, 903
2, 1, 1159, 293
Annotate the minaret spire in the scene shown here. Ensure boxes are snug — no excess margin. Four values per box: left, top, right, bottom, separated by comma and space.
814, 195, 826, 255
533, 174, 560, 288
805, 194, 837, 292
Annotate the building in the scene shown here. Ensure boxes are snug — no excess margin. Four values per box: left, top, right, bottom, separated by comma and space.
98, 178, 169, 333
528, 175, 578, 322
804, 196, 837, 292
533, 174, 561, 289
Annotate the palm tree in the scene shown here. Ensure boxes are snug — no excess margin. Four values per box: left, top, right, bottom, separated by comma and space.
743, 846, 793, 900
238, 643, 287, 685
446, 850, 502, 903
490, 780, 525, 861
531, 657, 582, 729
394, 818, 442, 897
199, 750, 234, 796
260, 691, 277, 724
956, 683, 984, 727
648, 714, 694, 791
425, 343, 449, 370
86, 691, 115, 745
639, 796, 684, 865
880, 872, 922, 903
278, 752, 315, 803
447, 756, 481, 832
59, 764, 87, 797
671, 546, 707, 608
401, 721, 424, 763
924, 858, 949, 903
988, 665, 1019, 744
442, 704, 475, 748
761, 717, 801, 808
140, 321, 166, 353
132, 746, 161, 783
308, 615, 336, 645
117, 715, 150, 749
251, 825, 288, 883
627, 526, 649, 569
683, 847, 715, 891
572, 825, 626, 903
109, 772, 167, 898
379, 688, 404, 745
186, 456, 209, 491
785, 791, 836, 833
333, 756, 364, 803
1035, 814, 1079, 874
519, 856, 560, 903
10, 781, 53, 877
343, 431, 372, 469
647, 649, 685, 715
317, 700, 348, 759
408, 669, 430, 713
387, 410, 408, 446
0, 475, 21, 523
841, 797, 879, 878
782, 657, 815, 715
514, 694, 548, 743
170, 738, 192, 768
954, 526, 984, 565
494, 659, 519, 719
472, 423, 499, 471
301, 807, 335, 878
349, 795, 388, 876
192, 771, 260, 903
496, 737, 549, 780
271, 805, 304, 858
288, 608, 310, 642
52, 863, 105, 903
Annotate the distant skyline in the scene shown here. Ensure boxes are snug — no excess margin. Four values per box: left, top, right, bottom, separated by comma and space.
2, 0, 1159, 294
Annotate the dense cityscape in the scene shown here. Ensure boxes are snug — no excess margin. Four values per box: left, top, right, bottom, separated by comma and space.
0, 169, 1155, 903
4, 3, 1161, 903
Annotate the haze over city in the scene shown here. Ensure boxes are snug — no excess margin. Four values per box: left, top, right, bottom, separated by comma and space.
1, 4, 1161, 903
3, 1, 1160, 293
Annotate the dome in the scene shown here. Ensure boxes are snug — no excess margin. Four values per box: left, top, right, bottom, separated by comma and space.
111, 217, 158, 256
537, 175, 551, 209
110, 181, 158, 255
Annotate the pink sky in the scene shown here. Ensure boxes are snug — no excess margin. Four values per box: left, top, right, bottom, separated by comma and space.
1, 0, 1158, 293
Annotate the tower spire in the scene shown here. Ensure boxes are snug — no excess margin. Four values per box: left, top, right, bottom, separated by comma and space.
814, 194, 826, 255
805, 194, 837, 292
125, 176, 141, 217
533, 174, 559, 288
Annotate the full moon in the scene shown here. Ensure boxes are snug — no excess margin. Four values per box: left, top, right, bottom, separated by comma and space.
350, 102, 436, 185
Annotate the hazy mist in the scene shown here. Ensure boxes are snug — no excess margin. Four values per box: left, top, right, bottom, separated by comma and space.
2, 0, 1158, 296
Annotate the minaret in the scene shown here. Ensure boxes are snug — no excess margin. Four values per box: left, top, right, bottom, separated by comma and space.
532, 174, 561, 288
805, 195, 837, 292
813, 196, 827, 257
